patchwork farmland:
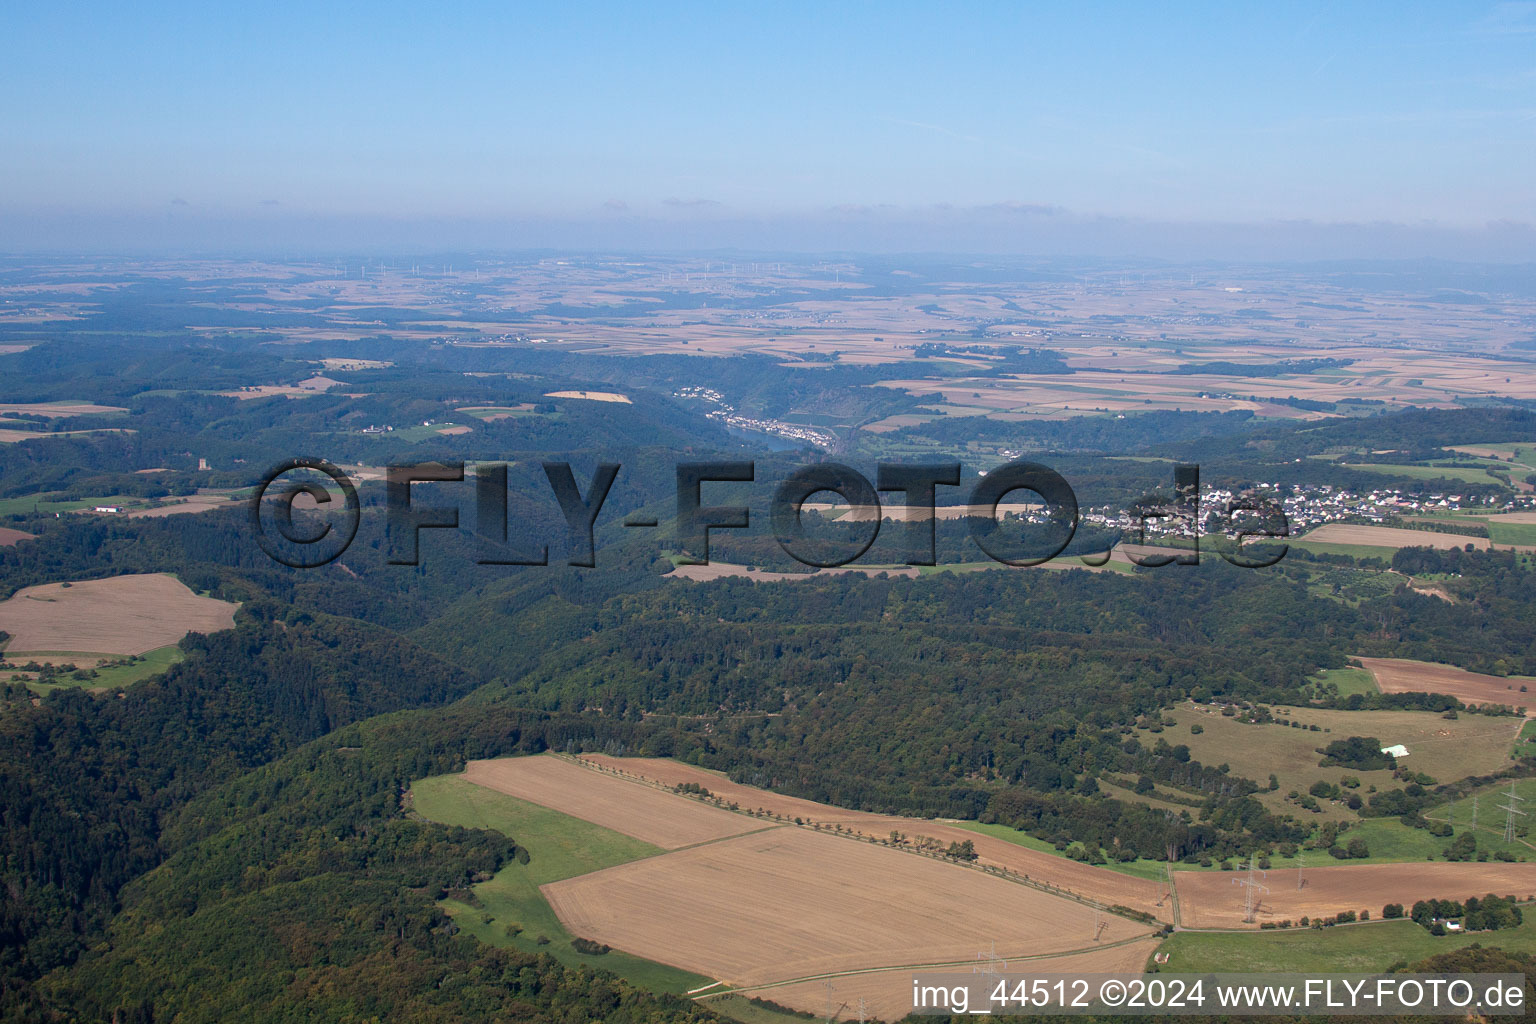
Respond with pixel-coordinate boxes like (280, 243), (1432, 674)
(434, 753), (1536, 1018)
(440, 755), (1162, 1018)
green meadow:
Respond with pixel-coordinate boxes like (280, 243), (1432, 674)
(409, 773), (710, 994)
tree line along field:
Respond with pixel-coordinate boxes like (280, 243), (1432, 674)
(577, 754), (1169, 919)
(461, 755), (760, 848)
(417, 755), (1162, 1018)
(419, 753), (1536, 1017)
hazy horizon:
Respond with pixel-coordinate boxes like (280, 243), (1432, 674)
(4, 1), (1535, 257)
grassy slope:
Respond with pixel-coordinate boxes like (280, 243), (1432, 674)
(1343, 463), (1507, 486)
(1489, 522), (1536, 546)
(1134, 704), (1520, 823)
(1157, 916), (1536, 973)
(0, 494), (99, 517)
(701, 994), (814, 1024)
(1314, 666), (1379, 697)
(12, 645), (185, 694)
(409, 773), (712, 994)
(1288, 540), (1395, 562)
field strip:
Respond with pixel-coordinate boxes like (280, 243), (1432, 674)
(711, 932), (1156, 996)
(462, 755), (762, 848)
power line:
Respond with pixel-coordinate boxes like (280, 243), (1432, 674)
(1234, 855), (1270, 923)
(1498, 782), (1526, 844)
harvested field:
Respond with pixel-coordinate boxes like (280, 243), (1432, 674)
(318, 358), (392, 370)
(668, 562), (919, 582)
(0, 427), (136, 444)
(1359, 657), (1536, 713)
(580, 756), (1168, 920)
(1297, 524), (1489, 551)
(461, 755), (757, 848)
(1477, 512), (1536, 524)
(0, 527), (34, 546)
(0, 573), (238, 656)
(1448, 445), (1517, 459)
(1174, 861), (1536, 930)
(219, 376), (344, 399)
(458, 404), (536, 420)
(543, 826), (1152, 989)
(0, 401), (127, 417)
(544, 390), (631, 403)
(728, 938), (1162, 1020)
(120, 492), (242, 518)
(435, 424), (472, 436)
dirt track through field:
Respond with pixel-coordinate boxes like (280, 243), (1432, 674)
(0, 573), (238, 655)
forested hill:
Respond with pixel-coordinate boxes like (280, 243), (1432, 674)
(4, 405), (1536, 1019)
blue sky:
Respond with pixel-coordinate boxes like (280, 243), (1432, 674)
(2, 1), (1534, 253)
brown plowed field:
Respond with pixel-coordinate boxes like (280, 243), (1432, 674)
(0, 527), (34, 546)
(0, 573), (238, 655)
(581, 755), (1169, 920)
(1173, 861), (1536, 929)
(461, 755), (758, 848)
(1359, 657), (1536, 713)
(730, 938), (1161, 1021)
(543, 826), (1151, 989)
(1299, 524), (1489, 550)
